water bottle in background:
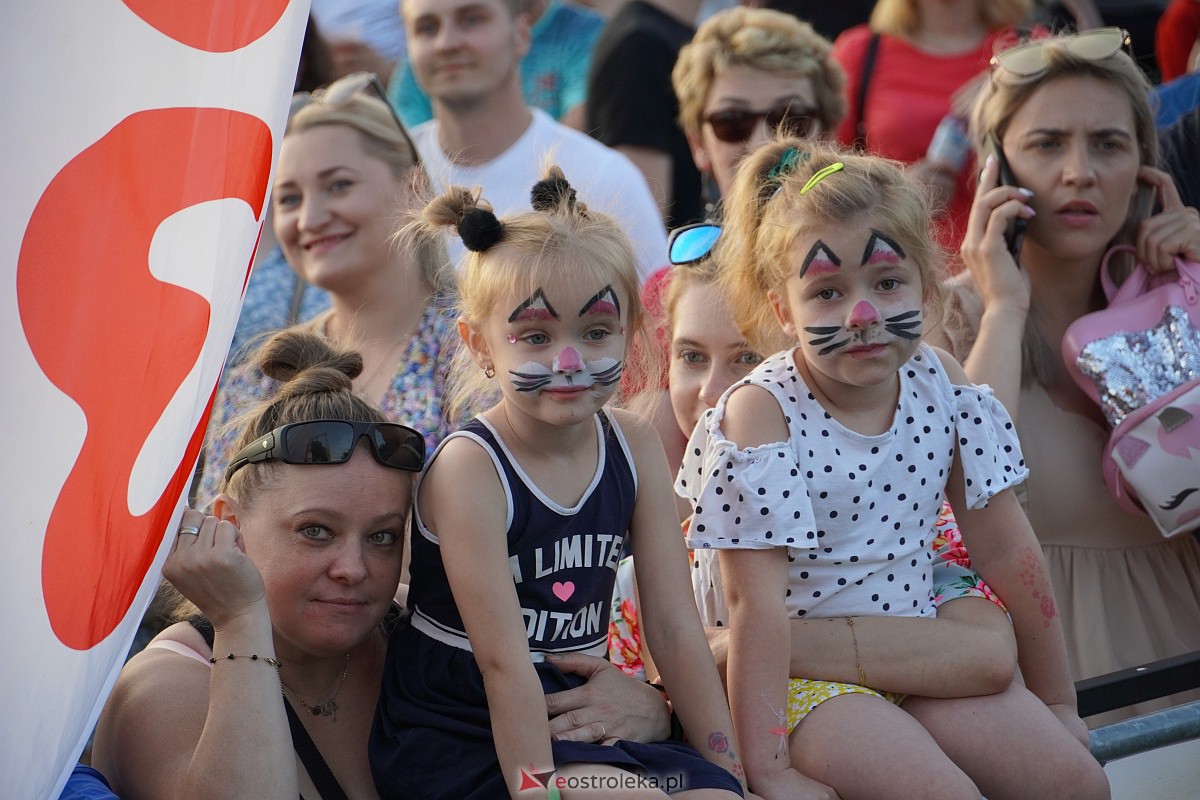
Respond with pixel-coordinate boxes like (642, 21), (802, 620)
(926, 113), (971, 174)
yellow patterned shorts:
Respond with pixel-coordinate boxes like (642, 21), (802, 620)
(786, 678), (906, 729)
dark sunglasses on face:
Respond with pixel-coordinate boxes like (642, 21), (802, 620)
(704, 103), (819, 144)
(290, 71), (421, 167)
(668, 222), (722, 266)
(224, 420), (426, 482)
(990, 27), (1131, 77)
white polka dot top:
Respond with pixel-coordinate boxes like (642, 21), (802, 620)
(676, 344), (1027, 621)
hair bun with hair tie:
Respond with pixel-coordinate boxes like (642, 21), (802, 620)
(530, 175), (576, 212)
(458, 207), (504, 252)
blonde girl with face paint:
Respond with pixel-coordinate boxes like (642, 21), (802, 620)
(678, 140), (1110, 800)
(656, 257), (1021, 707)
(369, 167), (752, 800)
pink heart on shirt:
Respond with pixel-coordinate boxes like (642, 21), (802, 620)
(552, 581), (575, 602)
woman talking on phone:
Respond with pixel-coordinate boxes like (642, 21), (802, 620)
(932, 28), (1200, 724)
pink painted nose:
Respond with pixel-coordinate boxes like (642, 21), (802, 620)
(848, 300), (880, 329)
(553, 347), (583, 373)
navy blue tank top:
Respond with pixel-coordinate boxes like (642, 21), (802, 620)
(408, 411), (637, 657)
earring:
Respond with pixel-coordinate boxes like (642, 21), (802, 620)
(484, 365), (496, 379)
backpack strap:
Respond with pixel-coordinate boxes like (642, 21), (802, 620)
(853, 32), (882, 150)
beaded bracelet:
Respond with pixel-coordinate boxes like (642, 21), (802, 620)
(209, 653), (282, 671)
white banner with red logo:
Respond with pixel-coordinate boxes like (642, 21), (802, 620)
(0, 3), (309, 797)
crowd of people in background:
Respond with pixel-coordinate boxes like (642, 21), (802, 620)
(64, 0), (1200, 798)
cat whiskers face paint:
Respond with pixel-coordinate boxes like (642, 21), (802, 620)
(509, 356), (625, 394)
(803, 324), (849, 356)
(862, 232), (922, 341)
(884, 309), (922, 340)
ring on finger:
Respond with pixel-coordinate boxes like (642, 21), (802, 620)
(178, 525), (201, 537)
(596, 725), (607, 742)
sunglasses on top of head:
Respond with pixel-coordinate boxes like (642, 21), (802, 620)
(290, 71), (420, 167)
(703, 103), (820, 144)
(990, 27), (1132, 77)
(224, 419), (426, 482)
(668, 222), (722, 266)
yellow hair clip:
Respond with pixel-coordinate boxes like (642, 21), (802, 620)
(800, 162), (844, 195)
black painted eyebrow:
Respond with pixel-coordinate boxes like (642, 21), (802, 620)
(800, 240), (841, 277)
(578, 285), (621, 318)
(860, 230), (907, 266)
(508, 288), (558, 323)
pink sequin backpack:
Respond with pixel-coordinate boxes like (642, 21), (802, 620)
(1061, 245), (1200, 538)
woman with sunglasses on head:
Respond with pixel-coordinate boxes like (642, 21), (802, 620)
(196, 73), (459, 512)
(92, 329), (425, 800)
(833, 0), (1033, 250)
(932, 27), (1200, 723)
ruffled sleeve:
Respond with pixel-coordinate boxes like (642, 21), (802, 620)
(676, 409), (818, 551)
(952, 383), (1029, 508)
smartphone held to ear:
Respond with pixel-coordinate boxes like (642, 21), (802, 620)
(991, 136), (1026, 264)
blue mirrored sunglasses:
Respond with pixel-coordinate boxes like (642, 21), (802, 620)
(668, 223), (722, 266)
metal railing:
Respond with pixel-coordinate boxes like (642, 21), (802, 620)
(1077, 650), (1200, 761)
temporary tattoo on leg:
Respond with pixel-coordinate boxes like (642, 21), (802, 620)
(883, 309), (922, 340)
(579, 285), (621, 319)
(861, 230), (907, 265)
(708, 732), (730, 753)
(800, 241), (841, 278)
(766, 701), (790, 756)
(508, 289), (558, 323)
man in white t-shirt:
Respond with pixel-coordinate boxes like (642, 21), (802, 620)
(402, 0), (668, 281)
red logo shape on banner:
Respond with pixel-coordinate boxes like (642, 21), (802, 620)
(17, 107), (272, 649)
(122, 0), (290, 52)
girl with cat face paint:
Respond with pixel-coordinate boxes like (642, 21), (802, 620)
(369, 167), (751, 800)
(678, 141), (1108, 800)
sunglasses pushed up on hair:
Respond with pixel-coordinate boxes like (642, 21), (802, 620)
(224, 420), (426, 482)
(290, 71), (420, 166)
(668, 222), (721, 266)
(990, 27), (1132, 77)
(703, 103), (819, 144)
